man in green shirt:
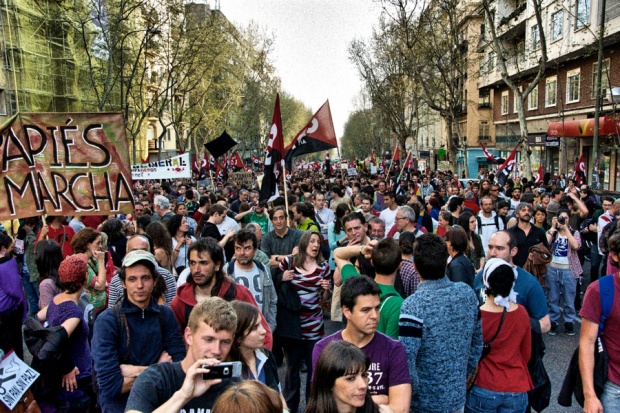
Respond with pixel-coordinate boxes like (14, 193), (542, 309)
(234, 200), (270, 235)
(291, 202), (319, 232)
(333, 238), (403, 338)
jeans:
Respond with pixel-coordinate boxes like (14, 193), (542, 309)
(21, 264), (40, 316)
(545, 266), (577, 324)
(466, 385), (528, 413)
(601, 380), (620, 412)
(281, 337), (317, 413)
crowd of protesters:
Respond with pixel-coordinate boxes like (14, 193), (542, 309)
(1, 165), (620, 413)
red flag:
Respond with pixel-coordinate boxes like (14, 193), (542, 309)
(192, 154), (200, 173)
(393, 146), (400, 162)
(535, 165), (544, 184)
(381, 157), (386, 173)
(370, 150), (376, 166)
(202, 153), (209, 171)
(260, 94), (284, 201)
(575, 154), (586, 185)
(234, 152), (244, 170)
(403, 152), (413, 170)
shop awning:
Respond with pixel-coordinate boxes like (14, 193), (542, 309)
(547, 116), (620, 137)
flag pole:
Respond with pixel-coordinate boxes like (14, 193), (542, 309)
(398, 150), (412, 179)
(209, 169), (215, 193)
(281, 159), (290, 226)
(386, 151), (396, 179)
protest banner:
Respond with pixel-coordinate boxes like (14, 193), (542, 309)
(0, 351), (40, 410)
(131, 153), (191, 180)
(228, 171), (253, 188)
(347, 167), (357, 176)
(0, 113), (134, 220)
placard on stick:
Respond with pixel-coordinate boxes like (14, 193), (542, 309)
(228, 171), (253, 188)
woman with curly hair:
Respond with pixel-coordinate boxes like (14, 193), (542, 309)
(167, 214), (195, 274)
(145, 221), (174, 273)
(70, 228), (107, 312)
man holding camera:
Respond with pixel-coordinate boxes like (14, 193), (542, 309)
(545, 209), (582, 335)
(126, 297), (238, 413)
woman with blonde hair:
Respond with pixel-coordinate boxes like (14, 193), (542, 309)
(212, 380), (282, 413)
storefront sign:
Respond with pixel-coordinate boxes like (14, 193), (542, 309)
(545, 137), (560, 147)
(528, 135), (546, 146)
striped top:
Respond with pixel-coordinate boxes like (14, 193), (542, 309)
(280, 257), (331, 340)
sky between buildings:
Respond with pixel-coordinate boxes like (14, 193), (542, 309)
(220, 0), (383, 138)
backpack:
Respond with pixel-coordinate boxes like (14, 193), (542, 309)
(599, 217), (618, 255)
(558, 274), (615, 407)
(476, 214), (501, 235)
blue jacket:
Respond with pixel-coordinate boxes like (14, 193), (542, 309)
(399, 276), (482, 413)
(92, 297), (186, 413)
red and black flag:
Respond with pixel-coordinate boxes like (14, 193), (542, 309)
(535, 165), (544, 184)
(251, 153), (262, 167)
(479, 143), (505, 165)
(496, 143), (519, 186)
(575, 154), (586, 185)
(260, 94), (285, 202)
(284, 100), (338, 171)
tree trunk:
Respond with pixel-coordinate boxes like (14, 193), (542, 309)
(516, 101), (533, 180)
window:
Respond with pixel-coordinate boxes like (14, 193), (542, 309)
(551, 11), (564, 41)
(479, 121), (490, 140)
(501, 91), (509, 115)
(567, 69), (581, 103)
(0, 89), (6, 115)
(488, 51), (495, 73)
(531, 25), (540, 50)
(576, 0), (590, 29)
(479, 90), (491, 108)
(513, 87), (522, 113)
(529, 84), (539, 110)
(480, 23), (486, 40)
(546, 76), (557, 107)
(592, 59), (611, 98)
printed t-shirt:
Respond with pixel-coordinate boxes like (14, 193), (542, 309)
(312, 330), (410, 396)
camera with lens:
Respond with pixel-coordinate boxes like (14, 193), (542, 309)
(557, 216), (566, 225)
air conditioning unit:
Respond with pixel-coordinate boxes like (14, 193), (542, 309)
(606, 87), (620, 103)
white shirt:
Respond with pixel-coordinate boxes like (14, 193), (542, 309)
(379, 207), (398, 234)
(597, 212), (615, 255)
(315, 207), (335, 239)
(476, 211), (505, 257)
(217, 215), (240, 235)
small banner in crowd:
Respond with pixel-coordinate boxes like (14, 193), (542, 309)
(0, 112), (134, 220)
(228, 171), (253, 188)
(0, 351), (40, 410)
(131, 153), (191, 180)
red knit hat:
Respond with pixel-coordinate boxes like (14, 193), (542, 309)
(58, 253), (88, 285)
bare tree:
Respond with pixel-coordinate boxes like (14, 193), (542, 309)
(349, 15), (420, 161)
(481, 0), (548, 179)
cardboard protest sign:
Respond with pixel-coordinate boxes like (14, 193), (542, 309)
(347, 167), (357, 176)
(228, 171), (253, 188)
(0, 113), (134, 220)
(131, 153), (191, 180)
(0, 351), (40, 410)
